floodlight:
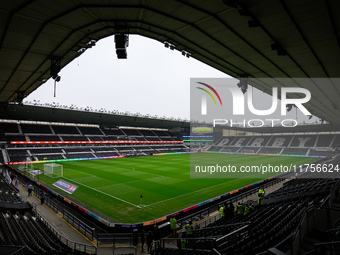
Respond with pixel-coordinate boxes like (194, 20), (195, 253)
(286, 104), (293, 112)
(50, 61), (60, 78)
(115, 34), (128, 59)
(86, 39), (96, 48)
(115, 34), (128, 48)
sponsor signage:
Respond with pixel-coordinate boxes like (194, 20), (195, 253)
(53, 179), (78, 194)
(28, 170), (43, 176)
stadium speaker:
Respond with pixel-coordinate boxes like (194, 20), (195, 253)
(237, 79), (248, 94)
(115, 34), (128, 49)
(116, 49), (127, 59)
(286, 104), (293, 112)
(50, 61), (61, 79)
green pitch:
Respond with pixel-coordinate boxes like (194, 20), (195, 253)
(20, 153), (317, 223)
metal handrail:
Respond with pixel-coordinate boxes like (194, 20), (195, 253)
(320, 193), (331, 208)
(176, 178), (283, 228)
(190, 222), (251, 233)
(314, 240), (340, 254)
(63, 209), (95, 240)
(213, 248), (222, 255)
(34, 208), (97, 254)
(216, 224), (249, 243)
(314, 240), (340, 246)
(292, 205), (313, 242)
(113, 246), (137, 255)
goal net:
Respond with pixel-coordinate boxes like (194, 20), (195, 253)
(18, 160), (33, 173)
(242, 149), (255, 154)
(44, 163), (63, 178)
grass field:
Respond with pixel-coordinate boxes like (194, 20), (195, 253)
(17, 153), (317, 223)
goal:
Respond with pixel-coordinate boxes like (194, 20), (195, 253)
(18, 161), (33, 172)
(44, 163), (63, 178)
(241, 149), (255, 154)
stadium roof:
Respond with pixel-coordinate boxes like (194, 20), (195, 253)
(0, 103), (190, 129)
(0, 1), (339, 124)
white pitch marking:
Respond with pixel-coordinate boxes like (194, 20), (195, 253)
(62, 177), (139, 208)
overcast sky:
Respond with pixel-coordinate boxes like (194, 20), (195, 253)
(25, 35), (318, 124)
(26, 35), (226, 120)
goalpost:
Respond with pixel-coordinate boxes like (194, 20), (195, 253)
(18, 161), (33, 172)
(44, 163), (63, 178)
(242, 149), (255, 154)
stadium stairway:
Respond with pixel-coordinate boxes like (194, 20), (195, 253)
(15, 183), (92, 242)
(14, 182), (142, 255)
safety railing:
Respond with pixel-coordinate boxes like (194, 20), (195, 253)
(44, 195), (59, 213)
(215, 224), (249, 248)
(274, 205), (313, 255)
(35, 209), (97, 254)
(314, 240), (340, 254)
(0, 245), (26, 255)
(97, 233), (134, 247)
(63, 209), (95, 240)
(159, 237), (215, 252)
(113, 246), (137, 255)
(175, 178), (284, 229)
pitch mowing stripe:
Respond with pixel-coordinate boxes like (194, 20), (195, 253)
(97, 179), (145, 190)
(62, 176), (139, 207)
(145, 172), (262, 207)
(33, 153), (317, 223)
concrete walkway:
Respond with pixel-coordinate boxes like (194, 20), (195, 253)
(15, 178), (289, 255)
(17, 179), (156, 255)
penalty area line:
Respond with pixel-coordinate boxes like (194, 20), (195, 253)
(62, 177), (139, 208)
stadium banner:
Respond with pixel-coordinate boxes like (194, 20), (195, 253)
(53, 179), (78, 194)
(10, 140), (184, 144)
(28, 170), (43, 176)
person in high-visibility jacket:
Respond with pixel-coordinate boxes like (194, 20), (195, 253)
(180, 233), (186, 249)
(258, 187), (265, 198)
(243, 204), (250, 216)
(249, 204), (254, 211)
(237, 202), (244, 214)
(186, 221), (193, 237)
(170, 217), (177, 237)
(219, 205), (225, 218)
